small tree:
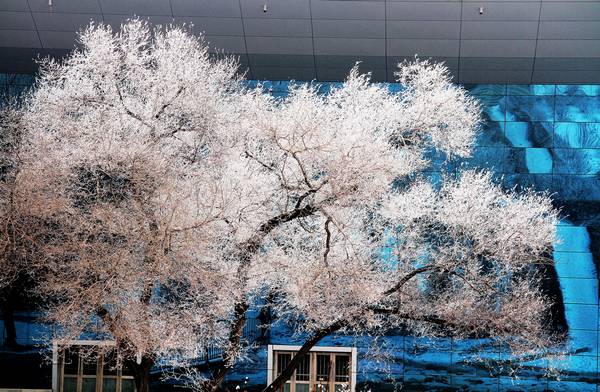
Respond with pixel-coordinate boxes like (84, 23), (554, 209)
(20, 21), (559, 392)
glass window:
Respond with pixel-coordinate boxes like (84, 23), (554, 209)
(277, 353), (291, 375)
(102, 378), (117, 392)
(122, 379), (136, 392)
(82, 378), (96, 392)
(295, 354), (310, 382)
(334, 355), (350, 383)
(316, 354), (330, 382)
(63, 377), (77, 392)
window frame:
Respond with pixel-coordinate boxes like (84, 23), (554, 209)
(268, 345), (357, 392)
(52, 340), (136, 392)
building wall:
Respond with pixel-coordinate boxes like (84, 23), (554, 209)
(1, 74), (600, 390)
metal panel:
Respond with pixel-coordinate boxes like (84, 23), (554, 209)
(171, 0), (241, 17)
(312, 0), (385, 20)
(0, 0), (29, 12)
(317, 55), (386, 69)
(541, 2), (600, 20)
(533, 70), (600, 84)
(313, 19), (384, 39)
(28, 0), (102, 13)
(462, 2), (541, 21)
(204, 35), (247, 53)
(386, 2), (461, 20)
(461, 21), (539, 40)
(0, 30), (41, 48)
(535, 57), (600, 71)
(245, 36), (313, 55)
(102, 15), (175, 30)
(539, 21), (600, 40)
(461, 40), (536, 57)
(242, 0), (311, 19)
(243, 18), (312, 37)
(39, 31), (78, 49)
(252, 66), (316, 81)
(459, 69), (532, 84)
(173, 17), (244, 36)
(387, 21), (460, 39)
(99, 0), (172, 16)
(460, 57), (534, 70)
(537, 40), (600, 58)
(33, 12), (102, 32)
(0, 11), (36, 30)
(387, 39), (460, 57)
(314, 38), (384, 56)
(248, 53), (314, 68)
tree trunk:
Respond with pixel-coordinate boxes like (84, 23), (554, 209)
(129, 355), (154, 392)
(262, 320), (346, 392)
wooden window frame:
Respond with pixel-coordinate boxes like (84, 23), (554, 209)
(267, 345), (357, 392)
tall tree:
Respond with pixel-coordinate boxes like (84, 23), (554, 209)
(19, 21), (559, 391)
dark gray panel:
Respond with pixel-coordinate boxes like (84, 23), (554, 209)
(245, 36), (313, 55)
(29, 0), (101, 13)
(541, 2), (600, 20)
(102, 15), (175, 30)
(0, 0), (29, 12)
(461, 40), (536, 57)
(313, 19), (384, 39)
(536, 40), (600, 58)
(39, 31), (79, 49)
(387, 56), (459, 69)
(243, 18), (312, 37)
(252, 66), (316, 81)
(462, 2), (541, 21)
(314, 38), (385, 56)
(533, 70), (600, 84)
(539, 21), (600, 40)
(460, 57), (534, 70)
(387, 2), (460, 20)
(0, 11), (36, 30)
(242, 0), (310, 18)
(459, 69), (532, 84)
(99, 0), (172, 16)
(535, 57), (600, 70)
(461, 21), (538, 39)
(316, 55), (386, 69)
(248, 53), (314, 68)
(0, 30), (41, 48)
(387, 21), (460, 39)
(204, 35), (246, 53)
(387, 39), (459, 57)
(317, 67), (386, 82)
(33, 12), (102, 32)
(312, 0), (385, 20)
(171, 0), (240, 17)
(0, 47), (44, 73)
(173, 17), (244, 36)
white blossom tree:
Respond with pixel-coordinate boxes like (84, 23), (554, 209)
(19, 21), (560, 392)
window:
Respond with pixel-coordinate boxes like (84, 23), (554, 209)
(268, 345), (356, 392)
(53, 341), (136, 392)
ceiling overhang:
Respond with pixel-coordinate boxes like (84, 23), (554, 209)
(1, 0), (599, 83)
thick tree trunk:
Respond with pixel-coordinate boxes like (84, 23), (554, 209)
(129, 355), (154, 392)
(262, 320), (346, 392)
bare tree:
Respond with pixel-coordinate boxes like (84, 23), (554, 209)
(19, 21), (560, 392)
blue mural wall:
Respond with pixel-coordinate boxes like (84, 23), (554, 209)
(2, 73), (600, 391)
